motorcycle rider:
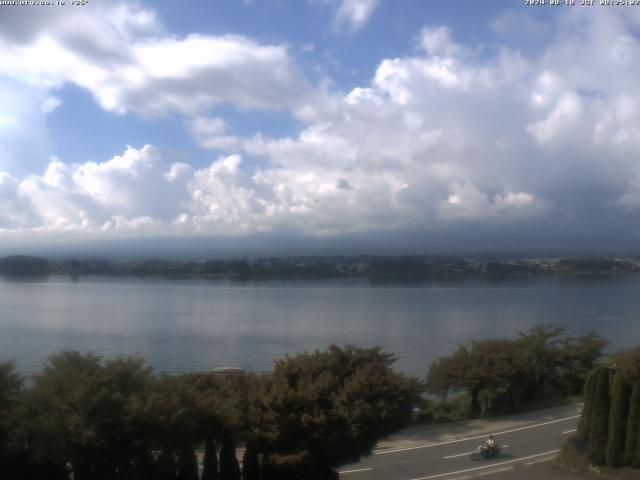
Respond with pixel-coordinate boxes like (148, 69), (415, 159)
(484, 435), (496, 453)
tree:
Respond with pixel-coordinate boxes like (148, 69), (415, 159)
(427, 345), (479, 416)
(587, 367), (611, 466)
(428, 326), (607, 418)
(0, 361), (24, 478)
(577, 369), (597, 441)
(144, 374), (216, 480)
(157, 450), (178, 480)
(606, 373), (631, 467)
(426, 358), (453, 403)
(242, 444), (261, 480)
(513, 325), (566, 401)
(616, 347), (640, 383)
(561, 332), (608, 395)
(624, 382), (640, 467)
(202, 434), (219, 480)
(26, 351), (154, 479)
(177, 447), (199, 480)
(219, 434), (241, 480)
(429, 340), (519, 416)
(254, 345), (419, 476)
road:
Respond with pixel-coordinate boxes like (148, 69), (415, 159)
(338, 405), (585, 480)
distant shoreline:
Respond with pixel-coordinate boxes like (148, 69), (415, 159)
(2, 254), (640, 280)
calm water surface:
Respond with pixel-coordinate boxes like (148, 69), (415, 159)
(1, 275), (639, 377)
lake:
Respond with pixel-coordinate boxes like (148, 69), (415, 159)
(1, 274), (639, 377)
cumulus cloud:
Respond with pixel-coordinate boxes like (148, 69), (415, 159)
(13, 145), (190, 233)
(419, 26), (468, 58)
(0, 2), (306, 117)
(3, 5), (640, 246)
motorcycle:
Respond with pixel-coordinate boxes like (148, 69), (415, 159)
(470, 443), (500, 460)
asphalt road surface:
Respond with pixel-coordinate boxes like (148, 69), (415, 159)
(338, 407), (586, 480)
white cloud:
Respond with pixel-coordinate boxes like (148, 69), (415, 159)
(0, 3), (306, 117)
(3, 5), (640, 244)
(438, 183), (548, 222)
(188, 116), (241, 151)
(419, 26), (467, 57)
(334, 0), (379, 32)
(527, 93), (583, 145)
(40, 96), (62, 114)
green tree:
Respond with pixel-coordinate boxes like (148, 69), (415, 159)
(616, 347), (640, 382)
(587, 367), (611, 466)
(177, 447), (199, 480)
(219, 434), (241, 480)
(26, 351), (154, 479)
(513, 325), (566, 401)
(624, 382), (640, 467)
(428, 326), (607, 418)
(606, 373), (631, 467)
(242, 444), (261, 480)
(426, 358), (453, 403)
(0, 361), (25, 478)
(577, 369), (597, 441)
(254, 345), (419, 477)
(157, 450), (178, 480)
(561, 332), (608, 394)
(614, 347), (640, 467)
(429, 340), (520, 416)
(202, 434), (219, 480)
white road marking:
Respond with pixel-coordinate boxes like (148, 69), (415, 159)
(375, 415), (579, 455)
(562, 429), (577, 434)
(524, 456), (555, 466)
(338, 467), (373, 474)
(444, 445), (510, 459)
(447, 476), (473, 480)
(444, 452), (474, 459)
(409, 449), (561, 480)
(477, 466), (514, 476)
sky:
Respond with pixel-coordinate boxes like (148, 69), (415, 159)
(1, 0), (640, 256)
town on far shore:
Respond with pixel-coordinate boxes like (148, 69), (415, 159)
(2, 253), (640, 279)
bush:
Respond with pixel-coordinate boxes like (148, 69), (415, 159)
(607, 374), (632, 467)
(587, 367), (611, 466)
(559, 438), (591, 473)
(624, 383), (640, 467)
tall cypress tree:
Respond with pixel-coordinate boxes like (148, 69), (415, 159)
(578, 369), (597, 441)
(202, 435), (219, 480)
(606, 373), (631, 467)
(177, 447), (199, 480)
(219, 435), (241, 480)
(588, 367), (611, 466)
(260, 453), (277, 480)
(157, 450), (178, 480)
(134, 450), (158, 480)
(624, 382), (640, 467)
(241, 445), (261, 480)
